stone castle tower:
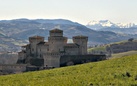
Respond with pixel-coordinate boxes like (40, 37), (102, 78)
(73, 36), (88, 55)
(48, 29), (67, 52)
(29, 36), (44, 58)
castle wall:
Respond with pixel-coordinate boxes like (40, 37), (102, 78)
(0, 65), (2, 71)
(37, 44), (49, 58)
(29, 58), (44, 66)
(107, 41), (137, 53)
(0, 64), (26, 73)
(65, 47), (79, 55)
(60, 54), (106, 66)
(50, 32), (63, 37)
(48, 37), (67, 52)
(18, 51), (26, 60)
(25, 45), (31, 57)
(43, 53), (60, 67)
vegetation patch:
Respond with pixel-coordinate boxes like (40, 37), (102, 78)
(0, 54), (137, 85)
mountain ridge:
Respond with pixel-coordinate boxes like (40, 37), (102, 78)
(87, 20), (137, 29)
(0, 18), (137, 52)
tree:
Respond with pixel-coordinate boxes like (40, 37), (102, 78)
(128, 38), (134, 42)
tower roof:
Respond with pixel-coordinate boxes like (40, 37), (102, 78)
(29, 35), (44, 39)
(73, 35), (88, 38)
(50, 28), (63, 33)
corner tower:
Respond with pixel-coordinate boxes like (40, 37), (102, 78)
(29, 36), (44, 57)
(73, 35), (88, 55)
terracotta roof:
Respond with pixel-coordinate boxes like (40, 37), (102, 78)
(50, 28), (63, 33)
(29, 35), (44, 39)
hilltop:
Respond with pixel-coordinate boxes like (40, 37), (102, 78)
(0, 54), (137, 85)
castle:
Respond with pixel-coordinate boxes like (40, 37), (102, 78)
(0, 28), (106, 73)
(18, 28), (89, 67)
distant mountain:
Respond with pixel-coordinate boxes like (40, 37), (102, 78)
(0, 18), (137, 52)
(86, 20), (117, 30)
(116, 23), (137, 28)
(86, 20), (137, 34)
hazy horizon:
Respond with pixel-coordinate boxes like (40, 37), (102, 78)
(0, 0), (137, 25)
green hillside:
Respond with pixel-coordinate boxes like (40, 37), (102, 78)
(0, 54), (137, 86)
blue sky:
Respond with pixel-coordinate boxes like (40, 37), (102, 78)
(0, 0), (137, 24)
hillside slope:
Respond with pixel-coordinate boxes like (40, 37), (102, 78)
(0, 54), (137, 85)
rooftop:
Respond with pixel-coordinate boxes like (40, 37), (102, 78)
(29, 35), (44, 39)
(73, 35), (88, 38)
(50, 28), (63, 33)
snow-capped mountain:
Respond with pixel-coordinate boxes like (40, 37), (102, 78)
(86, 20), (137, 30)
(117, 23), (136, 28)
(86, 20), (137, 34)
(86, 20), (117, 30)
(87, 20), (115, 27)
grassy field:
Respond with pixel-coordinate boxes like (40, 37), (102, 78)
(0, 54), (137, 86)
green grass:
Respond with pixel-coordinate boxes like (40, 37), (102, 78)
(0, 54), (137, 86)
